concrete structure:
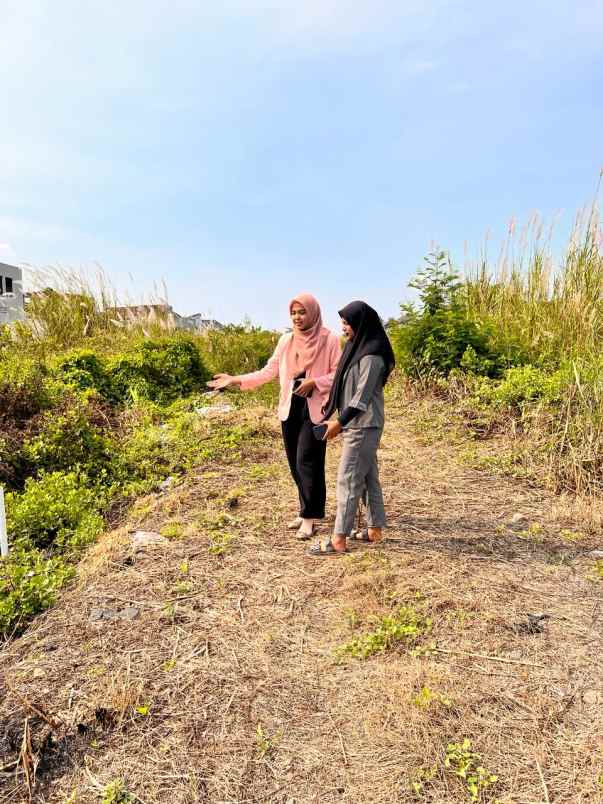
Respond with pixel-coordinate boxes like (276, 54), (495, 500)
(185, 313), (225, 332)
(0, 263), (25, 325)
(108, 304), (223, 332)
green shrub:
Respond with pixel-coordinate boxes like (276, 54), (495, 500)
(391, 252), (507, 379)
(470, 365), (568, 410)
(6, 471), (104, 550)
(21, 399), (115, 479)
(52, 349), (114, 398)
(0, 355), (52, 420)
(444, 738), (498, 801)
(198, 324), (278, 376)
(0, 547), (74, 635)
(108, 337), (209, 404)
(115, 401), (254, 496)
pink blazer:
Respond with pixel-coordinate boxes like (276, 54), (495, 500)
(238, 331), (341, 424)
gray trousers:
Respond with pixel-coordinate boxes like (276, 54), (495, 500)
(334, 427), (386, 536)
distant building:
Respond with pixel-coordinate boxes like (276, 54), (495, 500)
(108, 304), (224, 332)
(185, 313), (225, 332)
(0, 263), (25, 325)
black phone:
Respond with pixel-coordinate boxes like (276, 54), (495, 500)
(312, 423), (328, 441)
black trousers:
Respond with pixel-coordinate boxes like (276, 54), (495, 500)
(281, 394), (327, 519)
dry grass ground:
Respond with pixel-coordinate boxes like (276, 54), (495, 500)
(1, 394), (602, 804)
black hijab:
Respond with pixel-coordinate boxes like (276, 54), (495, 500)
(322, 301), (396, 420)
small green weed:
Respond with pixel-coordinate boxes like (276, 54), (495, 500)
(344, 550), (391, 573)
(336, 604), (432, 660)
(409, 642), (437, 658)
(208, 532), (234, 556)
(410, 765), (437, 798)
(101, 779), (135, 804)
(255, 723), (282, 759)
(559, 529), (584, 543)
(344, 608), (359, 629)
(459, 448), (528, 479)
(247, 463), (280, 480)
(517, 522), (544, 543)
(160, 522), (183, 539)
(444, 738), (497, 801)
(412, 686), (452, 709)
(591, 560), (603, 581)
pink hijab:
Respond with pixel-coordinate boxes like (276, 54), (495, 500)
(286, 293), (328, 378)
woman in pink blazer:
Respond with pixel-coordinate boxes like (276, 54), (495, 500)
(208, 294), (341, 538)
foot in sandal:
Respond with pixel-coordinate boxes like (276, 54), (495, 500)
(349, 527), (383, 545)
(296, 519), (317, 541)
(306, 534), (347, 557)
(287, 516), (303, 530)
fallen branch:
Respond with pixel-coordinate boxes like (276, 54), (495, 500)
(435, 648), (545, 669)
(328, 713), (348, 767)
(536, 759), (550, 804)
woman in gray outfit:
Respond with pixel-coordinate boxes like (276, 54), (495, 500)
(308, 301), (395, 557)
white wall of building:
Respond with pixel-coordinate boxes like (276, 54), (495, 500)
(0, 263), (25, 324)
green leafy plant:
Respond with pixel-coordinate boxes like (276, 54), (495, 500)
(101, 779), (135, 804)
(390, 251), (507, 379)
(0, 267), (279, 640)
(53, 349), (114, 398)
(517, 522), (544, 543)
(559, 529), (584, 543)
(108, 337), (209, 404)
(255, 723), (282, 759)
(208, 532), (234, 556)
(444, 738), (497, 801)
(6, 471), (104, 550)
(0, 547), (74, 635)
(21, 399), (114, 479)
(412, 686), (452, 709)
(410, 765), (437, 798)
(336, 605), (432, 659)
(160, 522), (183, 540)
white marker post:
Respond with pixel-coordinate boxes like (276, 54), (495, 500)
(0, 486), (8, 559)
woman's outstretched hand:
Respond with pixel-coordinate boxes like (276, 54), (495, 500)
(207, 373), (241, 391)
(324, 420), (342, 441)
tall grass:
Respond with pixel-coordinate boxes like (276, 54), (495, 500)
(463, 193), (603, 365)
(456, 190), (603, 494)
(1, 265), (279, 373)
(4, 266), (178, 361)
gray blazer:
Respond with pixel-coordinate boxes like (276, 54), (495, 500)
(339, 355), (385, 429)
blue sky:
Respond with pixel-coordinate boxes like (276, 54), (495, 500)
(1, 1), (601, 331)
